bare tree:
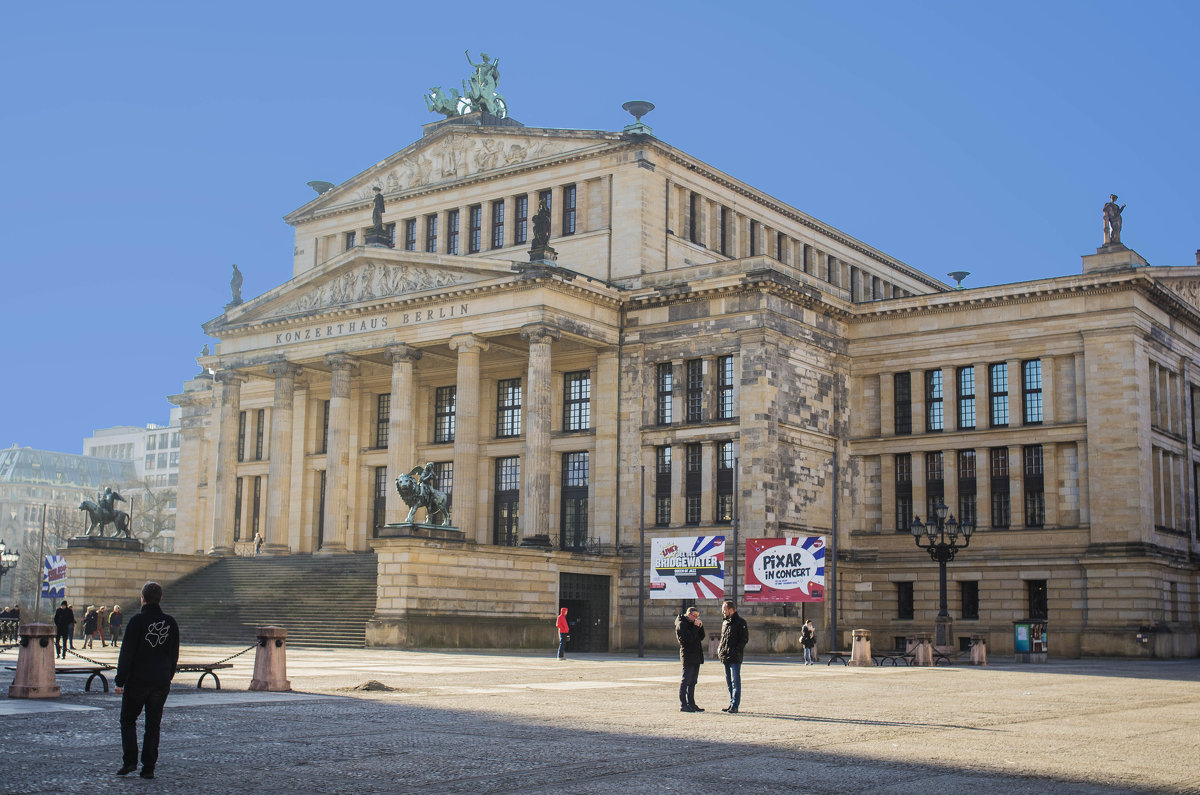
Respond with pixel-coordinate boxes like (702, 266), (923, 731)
(11, 504), (76, 619)
(123, 478), (176, 553)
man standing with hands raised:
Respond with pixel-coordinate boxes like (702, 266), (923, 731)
(675, 606), (706, 712)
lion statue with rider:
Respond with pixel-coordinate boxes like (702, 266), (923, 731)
(395, 462), (453, 526)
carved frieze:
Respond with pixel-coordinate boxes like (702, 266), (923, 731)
(265, 262), (466, 319)
(1161, 279), (1200, 314)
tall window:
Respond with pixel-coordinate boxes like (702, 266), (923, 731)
(319, 400), (329, 454)
(925, 451), (944, 520)
(1027, 579), (1048, 620)
(990, 363), (1009, 427)
(958, 450), (977, 527)
(563, 370), (591, 431)
(720, 207), (729, 256)
(686, 359), (704, 423)
(688, 192), (699, 244)
(344, 231), (356, 250)
(749, 220), (758, 256)
(376, 394), (390, 448)
(958, 366), (976, 430)
(233, 477), (243, 540)
(514, 195), (528, 244)
(656, 363), (674, 425)
(255, 408), (265, 460)
(404, 219), (417, 251)
(655, 446), (672, 526)
(252, 477), (262, 536)
(385, 222), (396, 247)
(316, 470), (326, 548)
(926, 370), (944, 432)
(447, 209), (460, 254)
(425, 214), (438, 253)
(491, 200), (505, 249)
(561, 452), (589, 551)
(237, 410), (246, 462)
(776, 232), (786, 262)
(716, 355), (734, 419)
(468, 205), (482, 253)
(685, 443), (702, 525)
(990, 447), (1010, 528)
(432, 462), (453, 507)
(373, 466), (388, 530)
(1024, 445), (1045, 527)
(896, 453), (913, 532)
(894, 372), (912, 436)
(496, 378), (522, 438)
(1023, 359), (1043, 424)
(961, 581), (980, 620)
(897, 581), (914, 620)
(562, 184), (577, 235)
(434, 386), (457, 444)
(493, 457), (520, 546)
(716, 441), (734, 523)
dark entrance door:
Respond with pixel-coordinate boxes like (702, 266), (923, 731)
(559, 572), (610, 653)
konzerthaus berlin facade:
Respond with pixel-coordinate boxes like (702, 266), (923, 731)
(170, 107), (1200, 657)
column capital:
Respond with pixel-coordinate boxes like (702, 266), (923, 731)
(449, 334), (490, 355)
(520, 323), (561, 345)
(214, 370), (247, 387)
(386, 344), (423, 364)
(266, 361), (303, 379)
(324, 353), (358, 373)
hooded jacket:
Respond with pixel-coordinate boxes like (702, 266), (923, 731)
(555, 608), (570, 633)
(115, 602), (180, 689)
(675, 613), (706, 667)
(718, 610), (749, 664)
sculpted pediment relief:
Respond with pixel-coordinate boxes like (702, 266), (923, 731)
(1159, 276), (1200, 314)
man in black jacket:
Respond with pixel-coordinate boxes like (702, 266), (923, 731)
(114, 582), (180, 780)
(674, 606), (706, 712)
(717, 600), (749, 713)
(53, 600), (74, 659)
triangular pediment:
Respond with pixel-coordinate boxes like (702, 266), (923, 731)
(286, 126), (623, 223)
(210, 250), (518, 330)
(1150, 267), (1200, 314)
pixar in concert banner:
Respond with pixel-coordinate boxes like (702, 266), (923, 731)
(743, 536), (825, 603)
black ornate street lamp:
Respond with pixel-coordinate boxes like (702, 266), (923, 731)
(910, 500), (975, 647)
(0, 539), (19, 600)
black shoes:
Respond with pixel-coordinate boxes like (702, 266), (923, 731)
(116, 765), (137, 776)
(727, 707), (739, 713)
(140, 770), (155, 779)
(721, 706), (731, 712)
(680, 704), (697, 712)
(690, 704), (704, 712)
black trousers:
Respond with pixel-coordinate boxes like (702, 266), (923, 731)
(120, 683), (170, 771)
(55, 630), (68, 657)
(679, 664), (700, 706)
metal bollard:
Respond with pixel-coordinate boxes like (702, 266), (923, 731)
(8, 623), (60, 699)
(249, 626), (291, 692)
(848, 628), (873, 666)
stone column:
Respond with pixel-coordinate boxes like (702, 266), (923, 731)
(210, 371), (245, 555)
(386, 345), (422, 524)
(265, 362), (300, 554)
(321, 354), (355, 552)
(450, 334), (489, 541)
(521, 323), (560, 542)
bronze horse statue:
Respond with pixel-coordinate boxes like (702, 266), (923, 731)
(78, 499), (132, 538)
(395, 472), (452, 526)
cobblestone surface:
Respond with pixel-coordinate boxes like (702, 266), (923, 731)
(2, 645), (1199, 793)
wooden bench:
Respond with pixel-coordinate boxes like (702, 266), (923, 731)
(6, 665), (113, 692)
(175, 662), (233, 689)
(824, 651), (851, 665)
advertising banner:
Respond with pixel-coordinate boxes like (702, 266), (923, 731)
(743, 536), (825, 603)
(649, 536), (725, 599)
(42, 555), (67, 599)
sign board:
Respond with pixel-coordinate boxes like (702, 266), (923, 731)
(743, 536), (825, 603)
(42, 555), (67, 599)
(649, 536), (725, 599)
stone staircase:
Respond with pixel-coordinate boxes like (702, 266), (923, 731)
(147, 554), (378, 648)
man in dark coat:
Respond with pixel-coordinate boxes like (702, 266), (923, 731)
(717, 600), (750, 713)
(53, 600), (74, 659)
(674, 606), (706, 712)
(115, 582), (180, 780)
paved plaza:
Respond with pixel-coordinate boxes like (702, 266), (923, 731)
(2, 643), (1199, 793)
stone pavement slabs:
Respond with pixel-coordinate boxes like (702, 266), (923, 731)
(1, 648), (1199, 793)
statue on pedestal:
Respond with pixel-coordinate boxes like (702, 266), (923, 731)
(79, 487), (132, 538)
(395, 463), (453, 526)
(229, 264), (244, 307)
(371, 187), (384, 232)
(529, 195), (556, 262)
(1103, 194), (1125, 246)
(425, 50), (508, 119)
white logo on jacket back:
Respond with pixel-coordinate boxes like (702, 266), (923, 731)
(145, 620), (171, 648)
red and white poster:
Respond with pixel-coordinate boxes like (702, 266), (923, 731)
(743, 536), (825, 603)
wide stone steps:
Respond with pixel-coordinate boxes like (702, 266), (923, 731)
(148, 554), (378, 648)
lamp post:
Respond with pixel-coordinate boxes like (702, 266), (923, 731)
(910, 500), (975, 648)
(0, 539), (19, 602)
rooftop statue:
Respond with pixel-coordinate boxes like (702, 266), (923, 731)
(425, 50), (508, 119)
(371, 186), (385, 233)
(229, 264), (244, 306)
(1103, 194), (1125, 246)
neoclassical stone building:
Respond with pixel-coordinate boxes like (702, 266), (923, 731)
(170, 106), (1200, 656)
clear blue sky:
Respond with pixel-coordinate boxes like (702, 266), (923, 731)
(2, 1), (1196, 453)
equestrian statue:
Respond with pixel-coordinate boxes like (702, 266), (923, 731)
(79, 486), (133, 538)
(395, 462), (453, 526)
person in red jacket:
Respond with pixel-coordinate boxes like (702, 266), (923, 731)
(555, 607), (570, 659)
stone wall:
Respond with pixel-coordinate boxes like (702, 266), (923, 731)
(62, 546), (214, 610)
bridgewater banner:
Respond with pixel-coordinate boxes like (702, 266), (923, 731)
(42, 555), (67, 599)
(649, 535), (725, 599)
(743, 536), (825, 603)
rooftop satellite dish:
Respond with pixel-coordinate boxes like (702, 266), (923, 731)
(621, 101), (655, 135)
(947, 271), (970, 289)
(307, 180), (335, 195)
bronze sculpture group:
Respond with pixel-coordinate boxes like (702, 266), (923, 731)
(395, 463), (453, 526)
(79, 487), (133, 538)
(425, 50), (508, 119)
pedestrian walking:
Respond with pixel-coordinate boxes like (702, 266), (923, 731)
(115, 582), (180, 780)
(82, 607), (98, 649)
(108, 605), (123, 647)
(717, 601), (749, 713)
(555, 607), (570, 659)
(53, 600), (73, 659)
(675, 606), (706, 712)
(801, 619), (817, 664)
(97, 606), (108, 647)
